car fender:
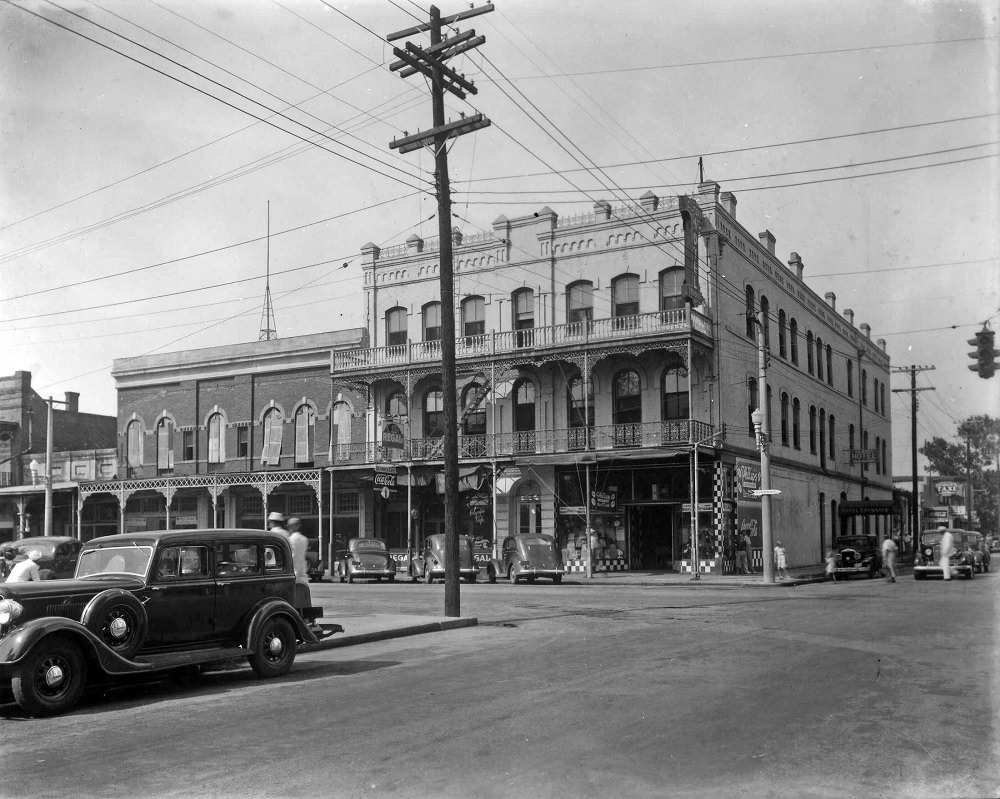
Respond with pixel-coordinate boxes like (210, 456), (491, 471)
(486, 558), (504, 579)
(244, 598), (318, 649)
(0, 617), (155, 676)
(409, 555), (426, 577)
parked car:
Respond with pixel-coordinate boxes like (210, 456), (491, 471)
(9, 536), (82, 580)
(913, 528), (975, 580)
(334, 537), (395, 583)
(487, 533), (564, 584)
(0, 529), (341, 717)
(957, 531), (990, 574)
(989, 537), (1000, 554)
(832, 535), (883, 579)
(411, 533), (478, 583)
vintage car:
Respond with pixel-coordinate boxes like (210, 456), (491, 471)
(0, 529), (341, 717)
(487, 533), (564, 584)
(832, 535), (883, 579)
(990, 538), (1000, 554)
(411, 533), (478, 583)
(957, 531), (990, 574)
(913, 528), (975, 580)
(9, 536), (83, 580)
(334, 537), (395, 583)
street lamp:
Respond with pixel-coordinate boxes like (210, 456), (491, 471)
(28, 459), (41, 486)
(750, 408), (775, 583)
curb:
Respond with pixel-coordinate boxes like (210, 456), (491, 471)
(301, 617), (479, 652)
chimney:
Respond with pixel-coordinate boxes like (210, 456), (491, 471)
(64, 392), (79, 413)
(720, 191), (737, 217)
(843, 308), (854, 326)
(593, 200), (611, 220)
(758, 230), (775, 255)
(405, 234), (423, 253)
(824, 292), (836, 310)
(788, 252), (804, 279)
(877, 338), (887, 352)
(860, 323), (871, 339)
(639, 191), (658, 212)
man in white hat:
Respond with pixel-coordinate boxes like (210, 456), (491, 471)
(938, 524), (955, 580)
(286, 517), (309, 585)
(267, 511), (289, 538)
(6, 549), (42, 582)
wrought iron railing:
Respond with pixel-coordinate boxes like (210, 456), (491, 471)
(334, 308), (713, 371)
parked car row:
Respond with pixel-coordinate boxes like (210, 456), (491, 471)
(913, 528), (978, 580)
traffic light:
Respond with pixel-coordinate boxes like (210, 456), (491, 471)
(967, 326), (998, 379)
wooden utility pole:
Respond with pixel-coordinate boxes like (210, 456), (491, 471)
(891, 365), (934, 548)
(387, 4), (492, 617)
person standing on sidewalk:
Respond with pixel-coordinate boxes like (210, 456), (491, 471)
(881, 536), (898, 583)
(774, 541), (789, 580)
(825, 548), (837, 581)
(938, 525), (955, 581)
(736, 532), (750, 575)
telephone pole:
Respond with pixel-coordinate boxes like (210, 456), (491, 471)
(891, 365), (935, 548)
(387, 4), (492, 618)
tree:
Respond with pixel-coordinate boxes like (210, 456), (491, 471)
(920, 415), (1000, 535)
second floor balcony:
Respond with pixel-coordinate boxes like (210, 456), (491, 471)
(334, 308), (713, 373)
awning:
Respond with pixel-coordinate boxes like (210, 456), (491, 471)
(838, 500), (898, 516)
(0, 481), (79, 497)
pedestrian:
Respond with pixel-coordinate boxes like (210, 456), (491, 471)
(881, 536), (898, 583)
(825, 547), (837, 581)
(735, 532), (750, 575)
(287, 517), (309, 585)
(938, 525), (955, 581)
(267, 511), (289, 538)
(6, 549), (41, 583)
(743, 532), (755, 574)
(774, 540), (789, 580)
(0, 545), (16, 582)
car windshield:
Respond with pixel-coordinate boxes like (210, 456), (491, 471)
(77, 545), (153, 578)
(961, 535), (981, 550)
(837, 538), (871, 549)
(353, 539), (387, 552)
(15, 541), (58, 558)
(921, 532), (944, 546)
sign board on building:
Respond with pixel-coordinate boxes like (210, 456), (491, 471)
(381, 427), (405, 450)
(936, 482), (962, 497)
(849, 449), (878, 464)
(734, 459), (762, 502)
(590, 488), (618, 511)
(681, 503), (714, 513)
(560, 505), (587, 515)
(374, 472), (397, 488)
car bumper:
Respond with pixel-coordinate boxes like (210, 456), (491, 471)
(518, 567), (565, 578)
(913, 564), (973, 576)
(347, 567), (395, 578)
(834, 565), (876, 574)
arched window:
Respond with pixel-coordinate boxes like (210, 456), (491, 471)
(462, 296), (485, 337)
(126, 419), (143, 470)
(612, 274), (639, 321)
(760, 295), (770, 351)
(748, 377), (758, 438)
(156, 417), (174, 473)
(826, 344), (833, 384)
(513, 379), (536, 454)
(882, 439), (887, 474)
(331, 401), (352, 460)
(614, 370), (642, 447)
(567, 376), (594, 451)
(386, 392), (408, 419)
(792, 398), (801, 450)
(780, 392), (790, 446)
(745, 285), (756, 338)
(863, 431), (870, 471)
(806, 331), (815, 374)
(424, 390), (445, 438)
(294, 405), (315, 465)
(207, 413), (225, 464)
(789, 319), (799, 364)
(386, 307), (407, 347)
(778, 310), (787, 358)
(661, 367), (688, 421)
(567, 281), (593, 326)
(873, 378), (879, 413)
(829, 415), (836, 460)
(422, 302), (442, 342)
(819, 409), (827, 468)
(513, 288), (534, 347)
(261, 407), (283, 465)
(816, 337), (823, 379)
(809, 405), (817, 454)
(847, 360), (854, 397)
(660, 267), (684, 311)
(880, 383), (886, 415)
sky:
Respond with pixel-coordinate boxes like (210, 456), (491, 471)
(1, 0), (998, 475)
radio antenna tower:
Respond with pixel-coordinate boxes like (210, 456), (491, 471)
(258, 201), (277, 341)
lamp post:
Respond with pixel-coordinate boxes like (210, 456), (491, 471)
(751, 408), (775, 583)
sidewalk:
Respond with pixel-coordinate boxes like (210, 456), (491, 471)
(564, 563), (830, 587)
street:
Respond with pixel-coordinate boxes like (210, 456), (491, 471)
(2, 573), (997, 799)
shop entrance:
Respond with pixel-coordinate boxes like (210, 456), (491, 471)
(627, 504), (676, 569)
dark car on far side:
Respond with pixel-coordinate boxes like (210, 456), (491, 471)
(487, 534), (564, 584)
(957, 531), (990, 574)
(833, 535), (883, 579)
(411, 533), (478, 583)
(10, 536), (82, 580)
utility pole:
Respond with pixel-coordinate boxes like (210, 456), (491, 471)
(754, 308), (774, 584)
(891, 365), (934, 549)
(387, 3), (492, 618)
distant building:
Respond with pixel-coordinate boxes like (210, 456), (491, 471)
(0, 371), (117, 543)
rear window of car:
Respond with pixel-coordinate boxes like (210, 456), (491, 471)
(519, 536), (552, 547)
(155, 546), (209, 579)
(354, 539), (387, 552)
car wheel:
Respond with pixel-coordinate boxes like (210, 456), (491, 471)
(487, 567), (497, 584)
(552, 574), (562, 584)
(388, 573), (396, 582)
(11, 634), (87, 717)
(248, 616), (296, 679)
(424, 566), (433, 584)
(348, 571), (354, 584)
(508, 566), (519, 585)
(81, 590), (148, 659)
(914, 571), (925, 580)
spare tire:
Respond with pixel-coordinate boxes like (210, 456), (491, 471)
(81, 590), (148, 659)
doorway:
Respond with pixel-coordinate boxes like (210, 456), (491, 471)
(627, 504), (675, 569)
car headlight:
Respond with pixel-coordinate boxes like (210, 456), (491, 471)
(0, 598), (24, 625)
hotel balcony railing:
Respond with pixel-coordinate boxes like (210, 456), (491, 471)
(330, 419), (714, 467)
(334, 308), (713, 372)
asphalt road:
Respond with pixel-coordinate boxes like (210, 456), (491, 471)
(2, 573), (997, 799)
